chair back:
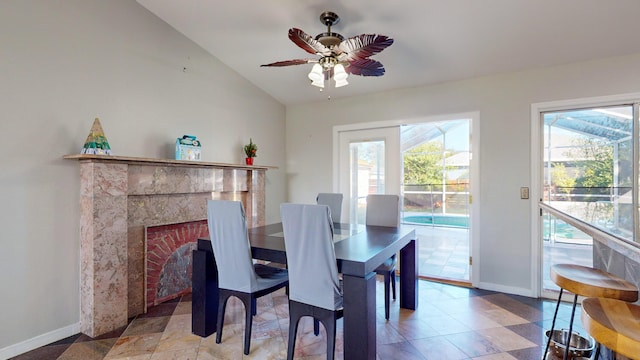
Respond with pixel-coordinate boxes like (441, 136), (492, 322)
(316, 193), (343, 223)
(280, 203), (342, 310)
(365, 194), (400, 227)
(206, 200), (259, 292)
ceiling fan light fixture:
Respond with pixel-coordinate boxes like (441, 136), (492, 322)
(310, 78), (325, 88)
(334, 78), (349, 88)
(333, 64), (347, 79)
(333, 63), (348, 88)
(308, 63), (323, 79)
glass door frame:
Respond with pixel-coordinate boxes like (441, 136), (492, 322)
(336, 126), (401, 223)
(531, 93), (640, 299)
(333, 112), (480, 286)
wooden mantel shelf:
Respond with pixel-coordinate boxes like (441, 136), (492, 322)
(63, 154), (276, 170)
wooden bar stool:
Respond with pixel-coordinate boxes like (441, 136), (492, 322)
(581, 297), (640, 360)
(543, 264), (638, 360)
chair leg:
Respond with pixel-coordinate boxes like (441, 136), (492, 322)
(288, 301), (342, 360)
(384, 271), (390, 320)
(323, 317), (337, 360)
(238, 294), (254, 355)
(215, 292), (231, 344)
(244, 303), (253, 355)
(251, 298), (257, 316)
(391, 271), (396, 301)
(287, 302), (303, 360)
(315, 307), (339, 360)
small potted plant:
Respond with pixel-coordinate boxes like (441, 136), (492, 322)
(244, 138), (257, 165)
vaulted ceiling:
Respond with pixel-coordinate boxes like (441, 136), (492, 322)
(137, 0), (640, 106)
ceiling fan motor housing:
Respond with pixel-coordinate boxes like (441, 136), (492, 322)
(315, 32), (344, 48)
(316, 11), (343, 48)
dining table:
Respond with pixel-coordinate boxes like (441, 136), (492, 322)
(191, 222), (418, 360)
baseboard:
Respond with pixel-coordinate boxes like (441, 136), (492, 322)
(419, 275), (472, 288)
(0, 322), (81, 360)
(476, 281), (536, 297)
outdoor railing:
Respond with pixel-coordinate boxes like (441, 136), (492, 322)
(402, 183), (470, 227)
(543, 185), (634, 242)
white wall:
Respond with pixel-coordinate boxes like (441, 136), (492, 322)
(0, 0), (286, 355)
(286, 52), (640, 295)
(5, 0), (640, 356)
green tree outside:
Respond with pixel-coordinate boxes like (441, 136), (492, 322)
(550, 163), (575, 195)
(570, 138), (614, 189)
(403, 142), (446, 186)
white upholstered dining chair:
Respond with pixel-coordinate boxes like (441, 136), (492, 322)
(206, 200), (289, 355)
(365, 194), (400, 320)
(280, 203), (343, 360)
(316, 192), (343, 224)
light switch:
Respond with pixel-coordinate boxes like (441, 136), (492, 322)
(520, 187), (529, 199)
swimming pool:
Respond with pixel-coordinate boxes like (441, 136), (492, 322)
(403, 214), (469, 228)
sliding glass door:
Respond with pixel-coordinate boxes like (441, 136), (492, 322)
(401, 120), (472, 282)
(539, 104), (634, 296)
(335, 115), (478, 285)
(337, 127), (401, 224)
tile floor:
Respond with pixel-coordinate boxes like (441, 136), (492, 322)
(412, 223), (594, 289)
(10, 279), (595, 360)
(412, 225), (470, 281)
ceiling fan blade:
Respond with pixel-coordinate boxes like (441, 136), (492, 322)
(338, 34), (394, 61)
(260, 59), (316, 67)
(288, 28), (331, 56)
(345, 58), (386, 76)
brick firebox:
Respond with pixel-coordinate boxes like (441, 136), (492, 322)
(145, 220), (208, 309)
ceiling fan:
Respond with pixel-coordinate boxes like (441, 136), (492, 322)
(261, 11), (394, 89)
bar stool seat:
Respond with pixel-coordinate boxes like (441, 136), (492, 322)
(543, 264), (638, 360)
(581, 297), (640, 360)
(551, 264), (638, 301)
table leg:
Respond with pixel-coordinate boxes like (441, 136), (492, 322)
(399, 239), (418, 310)
(343, 272), (376, 360)
(192, 240), (219, 337)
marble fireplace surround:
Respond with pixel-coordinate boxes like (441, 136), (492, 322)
(64, 154), (270, 338)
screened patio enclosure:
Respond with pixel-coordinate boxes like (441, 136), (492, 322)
(540, 105), (637, 296)
(401, 119), (471, 282)
(543, 106), (633, 243)
(401, 119), (471, 225)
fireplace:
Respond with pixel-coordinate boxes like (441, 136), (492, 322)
(145, 220), (208, 309)
(64, 154), (269, 337)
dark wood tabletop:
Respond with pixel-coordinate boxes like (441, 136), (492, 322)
(247, 222), (415, 277)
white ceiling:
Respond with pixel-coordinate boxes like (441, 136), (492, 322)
(137, 0), (640, 106)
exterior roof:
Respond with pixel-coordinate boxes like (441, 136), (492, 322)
(544, 108), (632, 142)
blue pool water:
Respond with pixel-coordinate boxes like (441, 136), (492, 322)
(403, 214), (469, 228)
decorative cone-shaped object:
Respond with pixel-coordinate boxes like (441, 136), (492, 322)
(81, 118), (112, 155)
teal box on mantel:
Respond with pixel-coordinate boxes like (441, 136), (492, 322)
(175, 135), (202, 161)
